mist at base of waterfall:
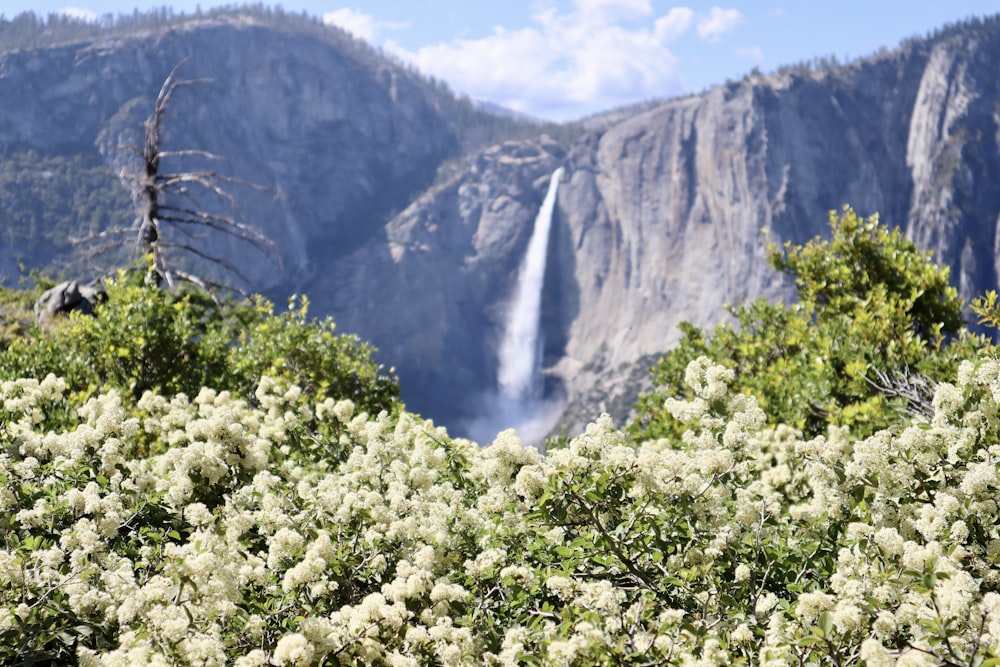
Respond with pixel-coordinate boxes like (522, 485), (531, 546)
(460, 391), (565, 452)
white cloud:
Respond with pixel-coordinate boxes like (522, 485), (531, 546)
(696, 7), (744, 42)
(655, 7), (695, 42)
(736, 46), (764, 62)
(322, 8), (408, 43)
(389, 0), (694, 121)
(572, 0), (653, 23)
(60, 6), (99, 23)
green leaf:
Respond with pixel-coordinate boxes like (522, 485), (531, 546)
(817, 611), (833, 637)
(798, 634), (825, 646)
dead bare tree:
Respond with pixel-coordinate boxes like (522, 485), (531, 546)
(77, 59), (278, 292)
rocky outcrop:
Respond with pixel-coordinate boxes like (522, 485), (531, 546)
(35, 281), (106, 318)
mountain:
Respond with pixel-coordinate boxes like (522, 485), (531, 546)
(2, 9), (1000, 438)
(338, 13), (1000, 434)
(0, 8), (559, 285)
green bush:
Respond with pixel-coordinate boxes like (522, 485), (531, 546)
(0, 269), (399, 447)
(631, 206), (988, 441)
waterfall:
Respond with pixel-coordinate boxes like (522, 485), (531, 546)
(463, 166), (565, 447)
(497, 167), (564, 403)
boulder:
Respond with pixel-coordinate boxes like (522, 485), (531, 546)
(35, 281), (106, 319)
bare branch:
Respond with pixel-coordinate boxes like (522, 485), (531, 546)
(167, 269), (233, 301)
(74, 58), (279, 291)
(865, 367), (936, 420)
(158, 174), (239, 204)
(159, 205), (276, 246)
(70, 227), (134, 245)
(158, 149), (223, 160)
(153, 58), (211, 120)
(157, 218), (205, 242)
(75, 238), (137, 261)
(159, 241), (259, 286)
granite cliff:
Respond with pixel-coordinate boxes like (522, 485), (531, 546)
(0, 10), (465, 289)
(2, 10), (1000, 437)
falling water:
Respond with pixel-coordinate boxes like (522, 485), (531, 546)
(497, 167), (564, 402)
(461, 167), (565, 448)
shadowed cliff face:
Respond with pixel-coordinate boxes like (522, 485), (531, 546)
(3, 13), (1000, 438)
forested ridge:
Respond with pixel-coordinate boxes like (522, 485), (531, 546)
(0, 6), (582, 287)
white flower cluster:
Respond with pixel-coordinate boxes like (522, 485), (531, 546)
(4, 357), (1000, 664)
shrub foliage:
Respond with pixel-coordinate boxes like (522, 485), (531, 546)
(4, 356), (1000, 664)
(631, 207), (985, 441)
(0, 267), (399, 422)
(4, 207), (1000, 665)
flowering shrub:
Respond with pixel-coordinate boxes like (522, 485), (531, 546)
(633, 207), (986, 441)
(0, 273), (399, 420)
(5, 354), (1000, 665)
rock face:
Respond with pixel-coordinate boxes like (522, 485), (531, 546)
(348, 17), (1000, 434)
(3, 11), (1000, 437)
(546, 22), (1000, 430)
(0, 11), (460, 288)
(313, 137), (567, 424)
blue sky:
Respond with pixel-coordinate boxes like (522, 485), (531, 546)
(3, 1), (998, 120)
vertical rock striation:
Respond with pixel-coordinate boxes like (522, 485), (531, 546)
(489, 21), (1000, 432)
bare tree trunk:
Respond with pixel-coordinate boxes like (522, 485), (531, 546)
(76, 58), (278, 293)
